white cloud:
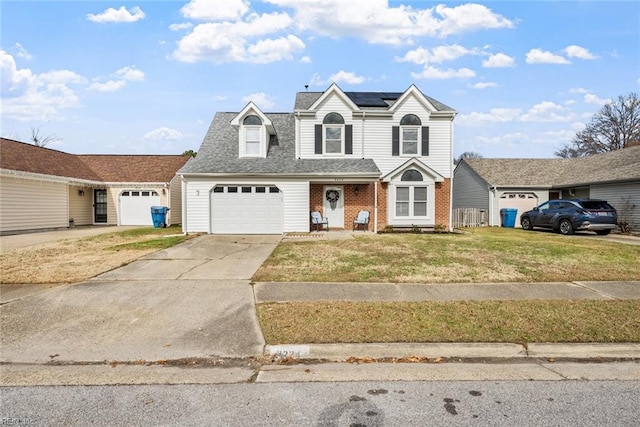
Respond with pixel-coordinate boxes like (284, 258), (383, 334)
(470, 81), (498, 89)
(1, 50), (85, 121)
(411, 66), (475, 80)
(267, 1), (514, 45)
(300, 56), (311, 64)
(246, 35), (305, 63)
(14, 43), (32, 60)
(457, 108), (522, 125)
(242, 92), (275, 109)
(88, 80), (127, 92)
(213, 95), (228, 101)
(564, 45), (596, 59)
(526, 48), (570, 64)
(116, 66), (145, 81)
(88, 66), (145, 92)
(87, 6), (145, 23)
(482, 52), (515, 68)
(173, 12), (299, 64)
(569, 88), (611, 105)
(396, 44), (476, 64)
(521, 101), (574, 122)
(181, 0), (249, 21)
(309, 71), (367, 86)
(169, 22), (194, 32)
(144, 127), (185, 141)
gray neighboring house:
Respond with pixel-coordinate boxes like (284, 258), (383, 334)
(453, 146), (640, 230)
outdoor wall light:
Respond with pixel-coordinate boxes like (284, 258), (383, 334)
(78, 190), (85, 196)
(354, 186), (359, 195)
(162, 188), (166, 195)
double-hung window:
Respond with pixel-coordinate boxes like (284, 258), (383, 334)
(395, 169), (428, 217)
(243, 115), (262, 156)
(400, 114), (421, 156)
(323, 112), (344, 154)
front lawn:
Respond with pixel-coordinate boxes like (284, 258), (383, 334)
(253, 228), (640, 283)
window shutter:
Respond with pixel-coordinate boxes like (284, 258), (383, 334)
(392, 126), (399, 156)
(315, 124), (322, 154)
(345, 125), (353, 154)
(421, 126), (429, 156)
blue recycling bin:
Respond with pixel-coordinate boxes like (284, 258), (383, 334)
(500, 208), (517, 228)
(150, 206), (169, 228)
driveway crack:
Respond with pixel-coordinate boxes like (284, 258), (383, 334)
(571, 281), (619, 300)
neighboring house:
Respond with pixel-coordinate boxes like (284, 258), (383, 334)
(179, 83), (456, 234)
(453, 146), (640, 230)
(0, 138), (190, 235)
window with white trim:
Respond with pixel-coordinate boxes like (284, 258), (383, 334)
(395, 169), (428, 217)
(242, 115), (262, 156)
(400, 114), (421, 156)
(323, 112), (344, 154)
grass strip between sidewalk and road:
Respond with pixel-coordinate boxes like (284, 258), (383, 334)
(257, 300), (640, 344)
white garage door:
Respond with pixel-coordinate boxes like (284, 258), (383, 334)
(211, 185), (283, 234)
(120, 190), (161, 225)
(498, 193), (538, 228)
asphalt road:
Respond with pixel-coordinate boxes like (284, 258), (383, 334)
(2, 380), (638, 426)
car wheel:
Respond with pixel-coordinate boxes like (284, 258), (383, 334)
(559, 219), (574, 235)
(521, 216), (533, 230)
(595, 230), (611, 236)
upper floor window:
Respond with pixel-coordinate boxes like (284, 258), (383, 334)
(400, 114), (421, 155)
(392, 115), (429, 157)
(323, 113), (344, 154)
(243, 115), (262, 156)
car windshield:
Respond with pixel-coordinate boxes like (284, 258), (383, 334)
(579, 200), (614, 210)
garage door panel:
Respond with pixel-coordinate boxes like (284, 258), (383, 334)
(120, 190), (161, 225)
(211, 186), (283, 234)
(498, 193), (538, 228)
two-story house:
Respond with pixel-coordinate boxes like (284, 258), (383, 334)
(179, 84), (456, 234)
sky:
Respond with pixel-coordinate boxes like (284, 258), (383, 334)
(1, 0), (639, 159)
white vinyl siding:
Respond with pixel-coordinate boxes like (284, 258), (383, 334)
(68, 185), (94, 226)
(297, 91), (453, 178)
(590, 181), (640, 231)
(0, 176), (68, 234)
(169, 175), (182, 226)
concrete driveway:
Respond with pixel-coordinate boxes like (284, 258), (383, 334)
(0, 235), (280, 364)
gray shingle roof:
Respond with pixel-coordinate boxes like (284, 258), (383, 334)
(464, 145), (640, 187)
(180, 112), (380, 176)
(293, 91), (454, 112)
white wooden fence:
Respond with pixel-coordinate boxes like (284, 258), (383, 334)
(453, 208), (488, 228)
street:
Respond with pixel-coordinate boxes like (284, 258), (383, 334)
(2, 380), (639, 426)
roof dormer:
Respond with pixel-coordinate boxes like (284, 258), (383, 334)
(231, 102), (274, 158)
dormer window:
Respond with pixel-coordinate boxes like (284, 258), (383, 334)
(242, 115), (262, 156)
(323, 113), (344, 154)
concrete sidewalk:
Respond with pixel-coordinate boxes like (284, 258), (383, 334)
(254, 280), (640, 302)
(0, 226), (139, 252)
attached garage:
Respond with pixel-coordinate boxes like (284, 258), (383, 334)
(211, 185), (283, 234)
(119, 190), (161, 226)
(498, 192), (538, 228)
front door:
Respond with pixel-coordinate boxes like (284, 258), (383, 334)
(323, 186), (344, 228)
(94, 189), (107, 223)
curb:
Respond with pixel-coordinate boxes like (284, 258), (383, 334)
(265, 343), (640, 361)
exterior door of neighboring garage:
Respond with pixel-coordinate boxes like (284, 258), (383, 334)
(119, 190), (161, 225)
(498, 192), (538, 228)
(211, 185), (283, 234)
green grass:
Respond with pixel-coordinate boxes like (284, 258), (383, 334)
(107, 235), (188, 251)
(257, 300), (640, 344)
(253, 228), (640, 283)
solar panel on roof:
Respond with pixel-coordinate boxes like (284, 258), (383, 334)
(345, 92), (402, 108)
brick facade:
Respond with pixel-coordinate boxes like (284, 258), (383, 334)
(310, 179), (450, 231)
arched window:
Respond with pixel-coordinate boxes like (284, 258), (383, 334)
(243, 115), (262, 126)
(401, 169), (423, 181)
(242, 115), (262, 156)
(400, 114), (421, 155)
(323, 113), (344, 154)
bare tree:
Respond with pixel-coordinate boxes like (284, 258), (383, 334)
(455, 151), (483, 164)
(556, 92), (640, 158)
(30, 126), (62, 147)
